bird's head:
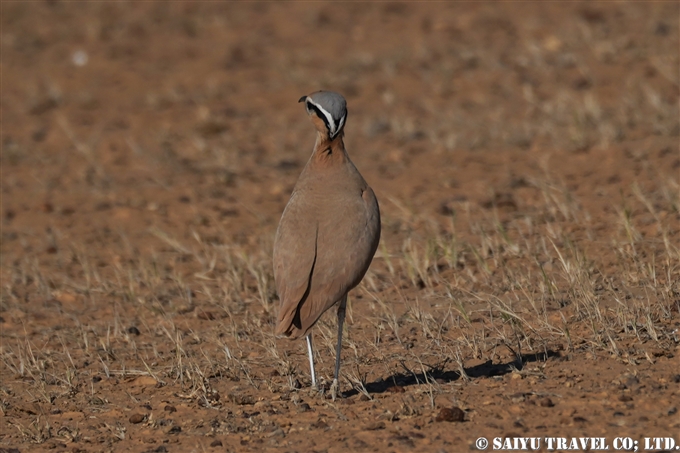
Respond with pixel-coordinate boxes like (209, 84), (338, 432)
(298, 91), (347, 141)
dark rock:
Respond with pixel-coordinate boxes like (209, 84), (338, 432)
(538, 397), (554, 407)
(127, 326), (141, 336)
(129, 413), (146, 424)
(435, 407), (465, 422)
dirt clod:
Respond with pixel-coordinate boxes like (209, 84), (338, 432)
(145, 447), (168, 453)
(297, 402), (312, 412)
(311, 419), (329, 429)
(538, 397), (554, 407)
(228, 394), (254, 405)
(435, 407), (465, 422)
(364, 421), (385, 431)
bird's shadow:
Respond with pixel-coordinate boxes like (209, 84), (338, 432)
(343, 350), (561, 398)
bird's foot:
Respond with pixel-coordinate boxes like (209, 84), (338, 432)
(330, 378), (340, 401)
(309, 383), (324, 398)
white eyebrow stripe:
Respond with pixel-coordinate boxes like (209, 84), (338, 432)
(335, 114), (346, 138)
(307, 98), (336, 135)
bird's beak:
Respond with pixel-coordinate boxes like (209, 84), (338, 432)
(298, 96), (307, 103)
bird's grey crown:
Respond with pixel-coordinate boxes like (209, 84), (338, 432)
(300, 91), (347, 140)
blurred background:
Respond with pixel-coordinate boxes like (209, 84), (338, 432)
(3, 2), (677, 204)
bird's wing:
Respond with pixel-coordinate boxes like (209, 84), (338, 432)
(295, 187), (381, 335)
(273, 191), (318, 337)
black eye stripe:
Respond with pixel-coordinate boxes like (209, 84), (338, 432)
(307, 102), (331, 131)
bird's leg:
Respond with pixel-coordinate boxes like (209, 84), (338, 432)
(330, 295), (347, 401)
(306, 333), (317, 389)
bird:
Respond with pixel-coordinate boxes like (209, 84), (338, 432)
(273, 90), (381, 399)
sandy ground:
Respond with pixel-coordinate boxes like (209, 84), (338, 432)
(2, 2), (679, 452)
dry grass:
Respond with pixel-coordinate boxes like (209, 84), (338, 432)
(2, 166), (677, 420)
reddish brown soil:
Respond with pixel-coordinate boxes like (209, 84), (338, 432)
(2, 3), (679, 452)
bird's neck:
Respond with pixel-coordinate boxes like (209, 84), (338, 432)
(311, 132), (349, 166)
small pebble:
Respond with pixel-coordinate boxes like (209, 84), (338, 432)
(538, 397), (554, 407)
(435, 407), (465, 422)
(72, 50), (88, 67)
(311, 419), (329, 429)
(129, 413), (145, 424)
(197, 311), (215, 320)
(127, 326), (141, 336)
(298, 402), (311, 412)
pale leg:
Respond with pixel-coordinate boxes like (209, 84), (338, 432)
(330, 294), (347, 400)
(306, 333), (316, 388)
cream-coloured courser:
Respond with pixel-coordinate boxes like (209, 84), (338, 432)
(274, 91), (381, 399)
